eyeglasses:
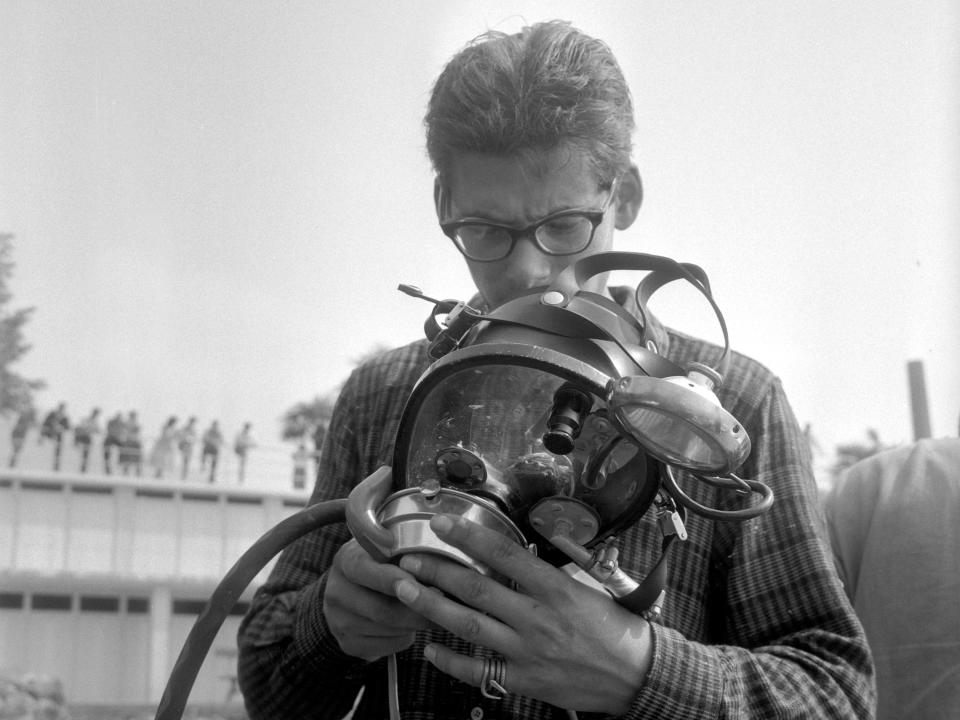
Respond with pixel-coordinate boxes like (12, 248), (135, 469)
(440, 178), (620, 262)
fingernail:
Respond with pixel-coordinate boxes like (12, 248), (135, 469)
(431, 514), (453, 535)
(399, 555), (421, 573)
(423, 644), (436, 662)
(395, 579), (419, 603)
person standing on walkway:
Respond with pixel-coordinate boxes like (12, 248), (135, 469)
(177, 416), (197, 479)
(120, 410), (143, 476)
(8, 406), (36, 468)
(39, 402), (70, 471)
(149, 416), (179, 479)
(200, 420), (224, 483)
(290, 440), (319, 491)
(102, 412), (125, 475)
(73, 407), (102, 473)
(233, 422), (255, 484)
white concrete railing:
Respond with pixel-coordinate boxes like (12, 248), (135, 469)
(0, 469), (312, 587)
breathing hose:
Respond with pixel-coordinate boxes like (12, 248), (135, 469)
(154, 498), (347, 720)
(153, 473), (770, 718)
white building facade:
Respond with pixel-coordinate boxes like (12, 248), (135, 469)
(0, 466), (310, 706)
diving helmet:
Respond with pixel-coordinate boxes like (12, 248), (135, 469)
(347, 251), (768, 613)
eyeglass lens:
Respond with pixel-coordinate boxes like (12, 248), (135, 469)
(455, 214), (596, 261)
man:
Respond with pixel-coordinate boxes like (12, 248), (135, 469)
(119, 410), (142, 476)
(238, 21), (873, 719)
(291, 441), (313, 491)
(39, 402), (70, 471)
(148, 415), (179, 479)
(7, 406), (35, 468)
(233, 421), (255, 484)
(825, 437), (960, 720)
(73, 407), (101, 473)
(201, 420), (224, 483)
(102, 411), (126, 475)
(177, 416), (197, 480)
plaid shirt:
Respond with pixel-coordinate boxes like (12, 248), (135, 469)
(238, 290), (875, 719)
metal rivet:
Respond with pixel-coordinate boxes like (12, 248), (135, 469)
(541, 290), (565, 305)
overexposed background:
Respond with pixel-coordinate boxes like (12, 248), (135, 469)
(2, 0), (958, 467)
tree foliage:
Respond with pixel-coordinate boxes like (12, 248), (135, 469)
(279, 344), (391, 448)
(280, 391), (339, 444)
(0, 234), (45, 416)
(831, 427), (894, 477)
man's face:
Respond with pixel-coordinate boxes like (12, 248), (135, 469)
(442, 149), (619, 309)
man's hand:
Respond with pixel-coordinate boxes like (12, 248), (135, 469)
(323, 538), (431, 660)
(392, 514), (653, 714)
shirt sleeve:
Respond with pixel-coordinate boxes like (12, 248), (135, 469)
(237, 371), (379, 719)
(618, 375), (876, 719)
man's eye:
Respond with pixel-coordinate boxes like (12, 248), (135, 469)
(542, 216), (588, 236)
(458, 224), (503, 242)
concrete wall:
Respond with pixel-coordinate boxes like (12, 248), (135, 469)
(0, 469), (317, 705)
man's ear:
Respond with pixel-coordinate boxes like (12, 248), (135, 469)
(433, 177), (445, 221)
(614, 165), (643, 230)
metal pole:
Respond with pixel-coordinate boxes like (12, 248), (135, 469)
(907, 360), (932, 440)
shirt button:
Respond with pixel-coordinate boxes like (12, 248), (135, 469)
(469, 707), (484, 720)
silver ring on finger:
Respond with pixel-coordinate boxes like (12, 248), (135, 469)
(480, 655), (508, 700)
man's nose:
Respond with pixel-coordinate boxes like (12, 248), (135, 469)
(507, 231), (557, 282)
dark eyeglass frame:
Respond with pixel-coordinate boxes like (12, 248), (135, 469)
(440, 178), (620, 263)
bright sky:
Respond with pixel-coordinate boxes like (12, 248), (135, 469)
(2, 1), (958, 464)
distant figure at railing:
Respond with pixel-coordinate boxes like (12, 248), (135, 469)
(201, 420), (224, 483)
(119, 410), (143, 476)
(233, 422), (255, 484)
(293, 440), (320, 490)
(39, 402), (70, 471)
(73, 407), (102, 473)
(291, 442), (310, 490)
(7, 406), (36, 468)
(178, 416), (197, 480)
(102, 412), (125, 474)
(149, 415), (179, 479)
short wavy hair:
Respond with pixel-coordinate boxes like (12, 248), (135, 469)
(425, 20), (634, 188)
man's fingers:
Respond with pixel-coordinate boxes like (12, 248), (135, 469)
(428, 514), (553, 591)
(398, 553), (537, 630)
(422, 645), (520, 700)
(424, 644), (486, 688)
(393, 576), (515, 652)
(327, 539), (431, 634)
(334, 539), (412, 596)
(324, 574), (429, 634)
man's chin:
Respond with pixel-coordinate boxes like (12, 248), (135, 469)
(487, 283), (613, 310)
(485, 287), (547, 310)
